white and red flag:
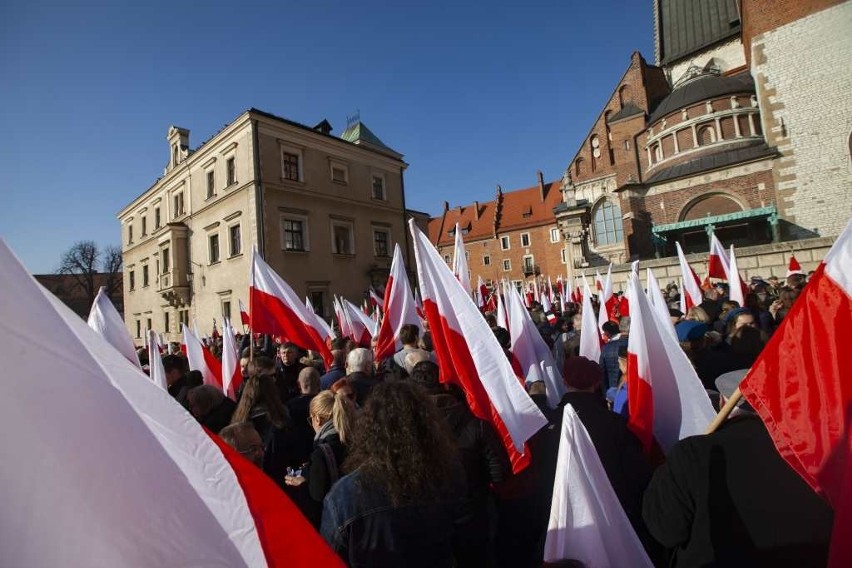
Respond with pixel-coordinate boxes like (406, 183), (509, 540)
(0, 239), (343, 568)
(305, 296), (333, 341)
(597, 264), (615, 331)
(708, 233), (731, 280)
(368, 287), (384, 309)
(579, 274), (601, 363)
(477, 276), (489, 309)
(625, 273), (715, 457)
(738, 220), (852, 566)
(374, 244), (421, 362)
(496, 284), (509, 331)
(786, 254), (805, 277)
(647, 268), (677, 341)
(505, 283), (566, 408)
(675, 242), (704, 311)
(333, 296), (353, 340)
(540, 278), (553, 313)
(728, 245), (746, 308)
(250, 250), (333, 367)
(147, 330), (168, 391)
(409, 220), (547, 473)
(182, 324), (223, 389)
(556, 275), (564, 298)
(221, 319), (242, 400)
(452, 223), (472, 295)
(87, 285), (141, 368)
(343, 298), (378, 347)
(238, 298), (250, 327)
(544, 404), (654, 567)
(414, 287), (425, 320)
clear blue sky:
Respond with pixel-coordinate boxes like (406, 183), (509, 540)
(0, 0), (653, 273)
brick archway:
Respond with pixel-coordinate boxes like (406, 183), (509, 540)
(679, 192), (745, 222)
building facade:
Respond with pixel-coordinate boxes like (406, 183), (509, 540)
(118, 110), (410, 344)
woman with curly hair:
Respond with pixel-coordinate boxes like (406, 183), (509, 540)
(320, 381), (466, 567)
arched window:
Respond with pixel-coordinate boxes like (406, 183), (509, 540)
(698, 125), (716, 146)
(590, 135), (600, 171)
(575, 158), (584, 177)
(593, 199), (624, 246)
(652, 143), (663, 163)
(618, 85), (631, 109)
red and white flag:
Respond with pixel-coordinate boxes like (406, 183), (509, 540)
(625, 274), (715, 456)
(452, 223), (472, 295)
(579, 274), (601, 363)
(675, 242), (704, 311)
(0, 239), (343, 568)
(414, 287), (425, 320)
(238, 299), (250, 327)
(708, 233), (731, 280)
(182, 324), (223, 389)
(786, 254), (805, 277)
(147, 330), (168, 391)
(505, 283), (566, 408)
(477, 276), (489, 309)
(597, 264), (615, 331)
(333, 296), (353, 340)
(739, 220), (852, 566)
(544, 404), (654, 567)
(305, 296), (333, 341)
(250, 250), (333, 367)
(496, 284), (509, 331)
(368, 287), (384, 308)
(342, 298), (377, 347)
(221, 319), (241, 400)
(540, 278), (553, 313)
(409, 220), (547, 473)
(87, 286), (141, 368)
(374, 244), (421, 362)
(728, 245), (746, 308)
(556, 275), (564, 298)
(647, 268), (677, 341)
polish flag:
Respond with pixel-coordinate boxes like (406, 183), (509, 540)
(305, 296), (333, 341)
(544, 404), (654, 567)
(87, 286), (141, 368)
(540, 279), (553, 313)
(597, 264), (615, 332)
(595, 270), (603, 292)
(505, 283), (566, 408)
(478, 276), (489, 309)
(250, 250), (333, 367)
(414, 287), (425, 320)
(238, 299), (250, 327)
(182, 324), (223, 389)
(147, 330), (168, 391)
(556, 275), (564, 298)
(647, 268), (677, 341)
(374, 244), (420, 362)
(0, 239), (344, 568)
(579, 274), (601, 363)
(334, 296), (353, 340)
(409, 220), (547, 473)
(728, 245), (746, 308)
(708, 233), (731, 280)
(452, 223), (472, 295)
(368, 287), (384, 308)
(221, 319), (241, 400)
(625, 274), (715, 456)
(342, 298), (377, 347)
(496, 285), (509, 332)
(786, 254), (805, 277)
(675, 242), (704, 311)
(739, 220), (852, 566)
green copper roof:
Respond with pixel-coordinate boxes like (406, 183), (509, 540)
(339, 121), (401, 158)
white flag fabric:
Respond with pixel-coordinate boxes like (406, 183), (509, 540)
(452, 222), (472, 295)
(708, 233), (731, 280)
(221, 319), (241, 400)
(305, 296), (333, 340)
(728, 245), (746, 308)
(333, 296), (353, 340)
(597, 264), (614, 332)
(675, 242), (703, 310)
(147, 330), (168, 391)
(87, 286), (140, 368)
(646, 269), (677, 341)
(374, 244), (421, 362)
(505, 283), (566, 408)
(496, 283), (509, 331)
(544, 404), (654, 567)
(343, 298), (378, 341)
(579, 274), (602, 363)
(0, 239), (343, 567)
(182, 323), (222, 388)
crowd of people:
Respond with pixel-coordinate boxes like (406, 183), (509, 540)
(142, 269), (833, 567)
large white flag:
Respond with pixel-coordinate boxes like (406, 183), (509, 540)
(579, 274), (601, 363)
(147, 330), (168, 391)
(87, 286), (140, 368)
(374, 244), (420, 362)
(221, 319), (241, 400)
(452, 222), (472, 295)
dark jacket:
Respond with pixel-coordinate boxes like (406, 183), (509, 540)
(347, 371), (379, 407)
(249, 406), (300, 483)
(643, 414), (833, 567)
(274, 360), (305, 402)
(167, 375), (191, 408)
(320, 365), (346, 390)
(599, 335), (629, 391)
(201, 396), (236, 434)
(286, 393), (316, 466)
(321, 469), (465, 568)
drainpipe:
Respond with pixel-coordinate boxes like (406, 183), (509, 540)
(251, 118), (265, 259)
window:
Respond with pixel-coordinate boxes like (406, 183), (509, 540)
(146, 318), (152, 332)
(229, 224), (242, 256)
(136, 320), (141, 339)
(523, 255), (535, 273)
(561, 248), (567, 264)
(226, 157), (236, 186)
(164, 311), (170, 333)
(209, 233), (220, 264)
(281, 216), (308, 251)
(550, 227), (560, 243)
(162, 248), (170, 273)
(179, 309), (189, 329)
(222, 300), (232, 321)
(282, 151), (301, 181)
(127, 224), (134, 244)
(173, 192), (185, 218)
(698, 125), (716, 146)
(330, 163), (348, 184)
(373, 228), (390, 257)
(483, 255), (491, 266)
(154, 207), (161, 229)
(652, 143), (663, 163)
(129, 270), (135, 291)
(371, 174), (386, 200)
(331, 220), (354, 255)
(503, 259), (511, 271)
(500, 236), (510, 250)
(593, 199), (625, 246)
(142, 265), (149, 287)
(444, 254), (451, 265)
(141, 216), (147, 236)
(520, 233), (531, 247)
(575, 158), (585, 177)
(206, 170), (215, 198)
(309, 291), (325, 318)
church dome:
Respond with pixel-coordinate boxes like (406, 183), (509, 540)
(648, 69), (755, 125)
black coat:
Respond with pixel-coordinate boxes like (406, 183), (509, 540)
(286, 393), (316, 465)
(201, 397), (236, 434)
(348, 371), (379, 407)
(643, 414), (833, 567)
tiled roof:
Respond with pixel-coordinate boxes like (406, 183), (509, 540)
(428, 181), (563, 247)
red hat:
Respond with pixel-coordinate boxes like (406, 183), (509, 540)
(563, 356), (604, 390)
(786, 255), (805, 277)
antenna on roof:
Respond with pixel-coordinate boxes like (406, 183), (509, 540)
(346, 110), (361, 128)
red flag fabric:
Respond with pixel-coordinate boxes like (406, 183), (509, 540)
(708, 233), (731, 280)
(182, 324), (223, 388)
(739, 221), (852, 565)
(409, 220), (547, 474)
(239, 299), (250, 326)
(369, 287), (384, 308)
(374, 244), (420, 362)
(250, 251), (333, 367)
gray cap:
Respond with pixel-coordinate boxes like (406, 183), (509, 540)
(714, 369), (749, 400)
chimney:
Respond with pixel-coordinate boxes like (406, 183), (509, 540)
(537, 170), (545, 202)
(474, 200), (480, 220)
(443, 201), (449, 212)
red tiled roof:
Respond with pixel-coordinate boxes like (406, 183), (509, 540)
(429, 181), (562, 247)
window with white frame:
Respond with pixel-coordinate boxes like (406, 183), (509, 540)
(154, 207), (161, 229)
(550, 227), (560, 243)
(142, 263), (149, 287)
(226, 157), (236, 186)
(208, 233), (220, 264)
(281, 214), (309, 251)
(127, 223), (134, 244)
(371, 173), (386, 200)
(520, 233), (531, 247)
(173, 191), (185, 218)
(331, 220), (355, 255)
(281, 148), (302, 182)
(500, 235), (510, 250)
(206, 170), (215, 198)
(330, 162), (348, 184)
(483, 255), (491, 266)
(522, 255), (535, 273)
(561, 248), (567, 264)
(512, 280), (523, 293)
(592, 198), (624, 246)
(141, 215), (147, 236)
(502, 259), (511, 271)
(162, 247), (170, 273)
(229, 224), (242, 256)
(373, 227), (391, 258)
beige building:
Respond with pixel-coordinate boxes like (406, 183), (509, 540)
(118, 109), (409, 344)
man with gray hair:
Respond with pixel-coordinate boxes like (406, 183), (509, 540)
(187, 384), (236, 434)
(220, 422), (265, 468)
(346, 347), (378, 406)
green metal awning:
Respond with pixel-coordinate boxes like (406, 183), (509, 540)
(652, 205), (777, 236)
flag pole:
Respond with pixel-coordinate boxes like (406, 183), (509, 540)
(249, 250), (255, 363)
(705, 387), (743, 434)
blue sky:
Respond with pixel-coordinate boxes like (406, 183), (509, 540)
(0, 1), (653, 273)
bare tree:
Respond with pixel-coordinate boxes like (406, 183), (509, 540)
(57, 241), (123, 308)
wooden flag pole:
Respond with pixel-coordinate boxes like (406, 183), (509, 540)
(705, 387), (743, 434)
